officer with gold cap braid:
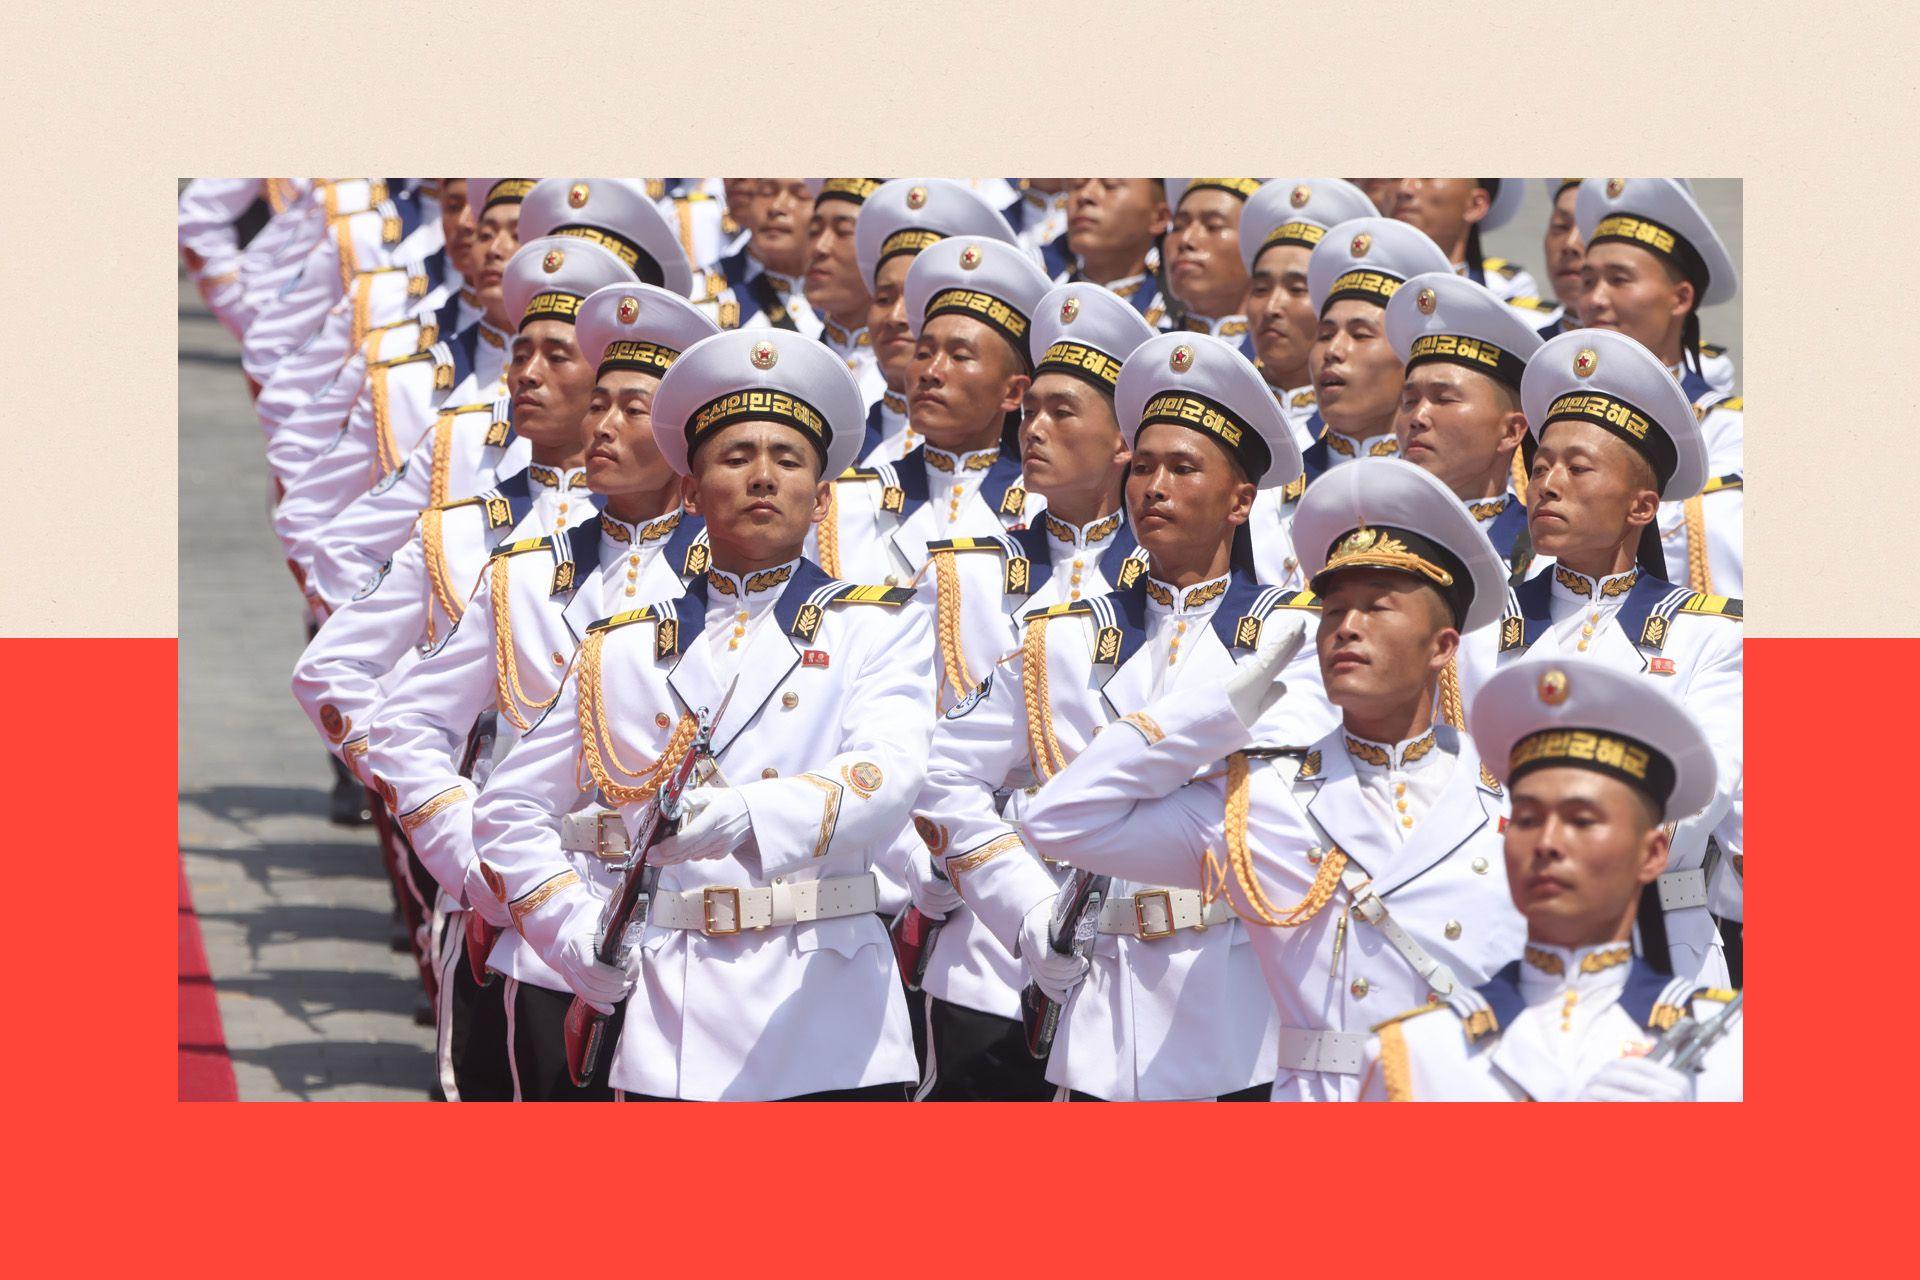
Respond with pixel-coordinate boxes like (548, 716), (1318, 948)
(1019, 456), (1523, 1101)
(716, 179), (821, 337)
(1161, 179), (1261, 339)
(802, 179), (888, 410)
(853, 179), (1023, 464)
(1466, 327), (1741, 987)
(364, 283), (717, 1100)
(1387, 179), (1540, 305)
(1357, 657), (1739, 1101)
(1575, 178), (1743, 598)
(813, 233), (1052, 591)
(901, 282), (1157, 1099)
(1385, 271), (1543, 579)
(298, 180), (699, 614)
(471, 327), (931, 1101)
(919, 331), (1333, 1102)
(1053, 180), (1172, 326)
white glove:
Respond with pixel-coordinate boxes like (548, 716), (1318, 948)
(648, 786), (752, 866)
(1579, 1055), (1697, 1103)
(907, 845), (965, 921)
(1019, 897), (1090, 1004)
(553, 927), (639, 1016)
(460, 859), (512, 929)
(1225, 614), (1308, 729)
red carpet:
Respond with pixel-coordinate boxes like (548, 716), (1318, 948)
(179, 863), (238, 1101)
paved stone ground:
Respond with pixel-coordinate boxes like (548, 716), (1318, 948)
(179, 272), (435, 1101)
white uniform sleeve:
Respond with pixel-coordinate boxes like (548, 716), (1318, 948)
(265, 349), (369, 488)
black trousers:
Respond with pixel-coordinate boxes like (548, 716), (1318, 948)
(443, 922), (514, 1101)
(1716, 915), (1744, 989)
(923, 997), (1054, 1100)
(623, 1083), (908, 1101)
(1069, 1082), (1273, 1102)
(508, 981), (629, 1101)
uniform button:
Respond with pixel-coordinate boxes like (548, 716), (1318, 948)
(1350, 978), (1369, 999)
(1576, 640), (1589, 652)
(884, 575), (900, 587)
(1471, 857), (1488, 875)
(1444, 920), (1462, 940)
(762, 768), (779, 779)
(781, 692), (799, 709)
(1069, 590), (1081, 600)
(1073, 559), (1084, 569)
(1395, 800), (1408, 812)
(655, 713), (670, 728)
(1401, 817), (1413, 828)
(625, 586), (636, 596)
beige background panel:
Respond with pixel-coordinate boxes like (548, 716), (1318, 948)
(5, 1), (1913, 636)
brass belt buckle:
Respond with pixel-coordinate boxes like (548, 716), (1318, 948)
(595, 810), (626, 860)
(1134, 889), (1175, 941)
(702, 886), (742, 936)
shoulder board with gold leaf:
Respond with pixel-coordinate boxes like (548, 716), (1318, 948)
(1478, 762), (1504, 795)
(1505, 294), (1552, 312)
(1369, 1001), (1453, 1034)
(1677, 593), (1743, 621)
(1701, 473), (1743, 495)
(587, 606), (658, 634)
(825, 583), (914, 608)
(1296, 748), (1323, 780)
(1273, 589), (1320, 611)
(489, 536), (552, 560)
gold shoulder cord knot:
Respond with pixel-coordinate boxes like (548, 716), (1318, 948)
(420, 508), (467, 647)
(492, 560), (558, 731)
(1222, 751), (1346, 927)
(576, 630), (700, 804)
(932, 551), (975, 709)
(427, 412), (457, 509)
(368, 363), (402, 482)
(1377, 1020), (1415, 1102)
(1021, 616), (1070, 782)
(1510, 451), (1529, 504)
(1438, 657), (1465, 729)
(1682, 494), (1713, 594)
(816, 483), (842, 578)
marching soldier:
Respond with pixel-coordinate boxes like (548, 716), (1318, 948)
(1384, 271), (1542, 577)
(803, 179), (887, 408)
(853, 179), (1022, 463)
(1019, 456), (1525, 1101)
(365, 283), (717, 1100)
(919, 331), (1332, 1101)
(1573, 177), (1743, 596)
(1387, 179), (1539, 304)
(905, 282), (1157, 1099)
(1161, 179), (1259, 338)
(471, 327), (933, 1101)
(1057, 179), (1171, 326)
(1479, 327), (1742, 985)
(1357, 656), (1740, 1101)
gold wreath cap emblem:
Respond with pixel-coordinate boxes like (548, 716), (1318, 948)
(1574, 347), (1599, 377)
(1350, 232), (1372, 256)
(616, 295), (639, 324)
(1290, 183), (1311, 209)
(1336, 527), (1379, 557)
(542, 248), (565, 273)
(906, 185), (928, 210)
(1061, 296), (1079, 324)
(1538, 668), (1570, 705)
(1416, 287), (1437, 315)
(1169, 344), (1194, 372)
(568, 182), (590, 209)
(750, 340), (778, 369)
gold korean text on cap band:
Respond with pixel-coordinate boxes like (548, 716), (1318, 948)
(484, 179), (535, 210)
(687, 388), (831, 462)
(1038, 340), (1123, 390)
(521, 291), (585, 327)
(1262, 220), (1329, 252)
(1185, 179), (1261, 201)
(1407, 332), (1528, 391)
(1139, 390), (1272, 482)
(1325, 268), (1406, 313)
(1588, 213), (1709, 293)
(549, 224), (664, 287)
(1545, 389), (1679, 487)
(878, 228), (945, 273)
(926, 287), (1032, 363)
(597, 340), (681, 377)
(1509, 727), (1676, 808)
(818, 179), (883, 204)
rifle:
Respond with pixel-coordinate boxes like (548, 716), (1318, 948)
(562, 706), (716, 1088)
(889, 868), (949, 994)
(1647, 990), (1743, 1072)
(1019, 867), (1111, 1059)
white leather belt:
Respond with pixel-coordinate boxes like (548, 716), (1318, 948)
(1097, 888), (1234, 939)
(1657, 868), (1709, 912)
(1277, 1027), (1367, 1075)
(648, 873), (878, 935)
(560, 809), (629, 861)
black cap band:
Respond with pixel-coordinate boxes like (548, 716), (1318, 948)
(686, 388), (831, 470)
(1588, 213), (1710, 300)
(1183, 179), (1261, 203)
(483, 179), (535, 211)
(1311, 524), (1474, 629)
(817, 179), (883, 206)
(1407, 332), (1528, 391)
(1322, 268), (1405, 315)
(597, 340), (681, 378)
(520, 291), (584, 329)
(878, 228), (945, 277)
(1260, 220), (1329, 254)
(1037, 340), (1123, 393)
(925, 287), (1033, 371)
(1509, 727), (1676, 810)
(1138, 389), (1272, 483)
(550, 224), (665, 288)
(1544, 389), (1679, 489)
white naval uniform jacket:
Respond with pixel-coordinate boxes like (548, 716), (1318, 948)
(1656, 370), (1743, 597)
(919, 571), (1334, 1100)
(366, 509), (704, 991)
(225, 189), (330, 338)
(1462, 566), (1743, 986)
(1020, 682), (1523, 1102)
(263, 290), (482, 493)
(303, 398), (527, 613)
(1458, 256), (1541, 306)
(277, 321), (511, 581)
(470, 558), (932, 1100)
(856, 391), (915, 466)
(292, 465), (592, 774)
(904, 511), (1149, 1019)
(1357, 948), (1742, 1101)
(818, 318), (887, 414)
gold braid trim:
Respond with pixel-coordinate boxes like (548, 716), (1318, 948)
(510, 870), (581, 934)
(1225, 751), (1347, 927)
(1438, 658), (1465, 729)
(350, 275), (372, 348)
(932, 551), (974, 708)
(427, 413), (456, 508)
(1377, 1021), (1414, 1101)
(1683, 494), (1713, 595)
(399, 786), (469, 833)
(419, 508), (467, 648)
(369, 363), (401, 481)
(816, 483), (842, 578)
(1510, 450), (1529, 503)
(576, 631), (700, 803)
(491, 561), (558, 731)
(334, 216), (358, 292)
(1021, 616), (1070, 782)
